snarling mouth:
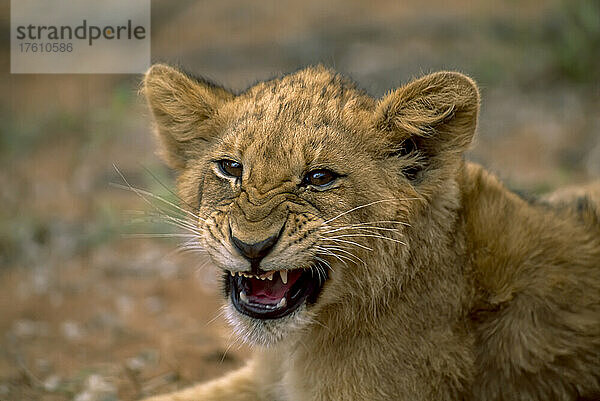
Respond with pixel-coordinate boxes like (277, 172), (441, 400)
(225, 265), (328, 319)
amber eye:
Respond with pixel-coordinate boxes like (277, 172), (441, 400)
(218, 160), (243, 178)
(303, 169), (338, 188)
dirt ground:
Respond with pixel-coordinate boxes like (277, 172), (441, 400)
(1, 1), (599, 400)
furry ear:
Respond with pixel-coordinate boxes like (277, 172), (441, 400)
(142, 64), (234, 169)
(374, 71), (480, 181)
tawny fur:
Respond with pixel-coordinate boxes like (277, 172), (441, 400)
(141, 64), (600, 401)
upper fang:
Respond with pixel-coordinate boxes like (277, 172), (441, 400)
(280, 270), (288, 284)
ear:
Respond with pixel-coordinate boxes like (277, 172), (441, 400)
(373, 71), (480, 181)
(142, 64), (234, 169)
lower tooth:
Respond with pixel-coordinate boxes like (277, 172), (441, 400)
(239, 291), (248, 303)
(276, 297), (287, 308)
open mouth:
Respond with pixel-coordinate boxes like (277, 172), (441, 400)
(225, 264), (328, 320)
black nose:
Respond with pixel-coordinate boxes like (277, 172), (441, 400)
(231, 233), (279, 262)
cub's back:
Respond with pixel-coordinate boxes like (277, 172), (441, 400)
(541, 181), (600, 227)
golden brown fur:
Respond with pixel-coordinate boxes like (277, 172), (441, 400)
(141, 64), (600, 401)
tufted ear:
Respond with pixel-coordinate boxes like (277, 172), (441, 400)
(142, 64), (234, 169)
(373, 71), (480, 181)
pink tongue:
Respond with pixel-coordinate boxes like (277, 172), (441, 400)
(247, 270), (303, 304)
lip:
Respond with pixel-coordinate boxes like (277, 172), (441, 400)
(224, 265), (328, 320)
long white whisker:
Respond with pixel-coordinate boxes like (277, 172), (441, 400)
(133, 211), (200, 231)
(123, 233), (197, 238)
(316, 250), (358, 267)
(175, 246), (207, 255)
(220, 333), (239, 364)
(342, 220), (412, 227)
(206, 307), (226, 326)
(322, 199), (400, 225)
(111, 181), (187, 220)
(111, 165), (203, 221)
(328, 233), (407, 245)
(177, 242), (205, 248)
(314, 256), (334, 272)
(321, 237), (373, 251)
(322, 225), (401, 234)
(129, 213), (202, 232)
(319, 245), (366, 266)
(317, 264), (327, 283)
(127, 216), (203, 237)
(157, 218), (202, 235)
(309, 317), (331, 333)
(163, 243), (206, 259)
(193, 257), (211, 271)
(141, 164), (196, 211)
(314, 246), (346, 268)
(113, 181), (201, 223)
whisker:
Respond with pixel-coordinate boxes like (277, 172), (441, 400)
(162, 242), (205, 259)
(322, 197), (421, 226)
(317, 264), (327, 283)
(348, 220), (411, 227)
(112, 165), (203, 221)
(132, 210), (199, 227)
(318, 245), (365, 266)
(310, 262), (327, 286)
(127, 212), (200, 229)
(327, 233), (407, 246)
(308, 265), (319, 285)
(125, 216), (203, 238)
(112, 181), (197, 223)
(308, 316), (331, 333)
(175, 247), (207, 256)
(316, 250), (357, 268)
(314, 256), (334, 272)
(176, 243), (205, 250)
(122, 233), (197, 238)
(314, 247), (345, 268)
(111, 181), (185, 220)
(220, 333), (239, 364)
(322, 225), (401, 234)
(206, 307), (226, 326)
(193, 257), (212, 271)
(321, 237), (373, 251)
(141, 164), (195, 210)
(122, 209), (151, 215)
(322, 198), (400, 225)
(130, 213), (203, 235)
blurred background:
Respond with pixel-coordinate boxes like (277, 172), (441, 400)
(1, 0), (599, 400)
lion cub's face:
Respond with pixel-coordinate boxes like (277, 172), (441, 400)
(143, 65), (479, 345)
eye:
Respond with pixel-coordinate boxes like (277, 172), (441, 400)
(217, 159), (243, 178)
(303, 169), (338, 188)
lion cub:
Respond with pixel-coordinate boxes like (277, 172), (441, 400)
(142, 65), (600, 401)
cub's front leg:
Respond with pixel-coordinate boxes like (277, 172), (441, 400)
(142, 361), (265, 401)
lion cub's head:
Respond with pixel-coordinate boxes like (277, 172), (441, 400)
(143, 65), (479, 345)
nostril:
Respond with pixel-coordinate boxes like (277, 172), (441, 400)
(231, 233), (279, 261)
